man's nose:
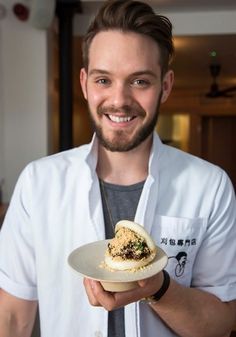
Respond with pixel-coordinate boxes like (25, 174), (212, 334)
(110, 83), (132, 107)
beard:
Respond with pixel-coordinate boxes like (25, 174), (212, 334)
(89, 92), (162, 152)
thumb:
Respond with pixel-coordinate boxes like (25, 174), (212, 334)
(138, 279), (148, 288)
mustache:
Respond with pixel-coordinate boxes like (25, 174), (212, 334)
(97, 105), (145, 116)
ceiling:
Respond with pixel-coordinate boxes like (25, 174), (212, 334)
(172, 35), (236, 95)
(144, 0), (236, 11)
(79, 0), (236, 98)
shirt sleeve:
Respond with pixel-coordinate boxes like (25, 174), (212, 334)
(0, 164), (38, 300)
(191, 170), (236, 301)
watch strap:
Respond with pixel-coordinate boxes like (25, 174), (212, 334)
(142, 270), (170, 304)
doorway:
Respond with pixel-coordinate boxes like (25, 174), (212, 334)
(201, 115), (236, 191)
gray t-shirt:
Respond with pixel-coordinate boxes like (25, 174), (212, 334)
(99, 179), (145, 337)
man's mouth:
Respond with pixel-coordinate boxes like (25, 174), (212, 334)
(107, 115), (135, 123)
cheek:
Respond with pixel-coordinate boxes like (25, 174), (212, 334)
(136, 92), (159, 115)
(87, 86), (106, 108)
(88, 93), (102, 109)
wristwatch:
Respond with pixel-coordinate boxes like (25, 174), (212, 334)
(141, 270), (170, 304)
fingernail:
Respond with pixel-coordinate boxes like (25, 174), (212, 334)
(91, 280), (96, 289)
(139, 280), (147, 287)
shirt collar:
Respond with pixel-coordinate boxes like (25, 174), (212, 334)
(148, 131), (163, 179)
(84, 131), (163, 178)
(85, 133), (99, 177)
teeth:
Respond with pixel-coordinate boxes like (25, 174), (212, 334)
(109, 115), (132, 123)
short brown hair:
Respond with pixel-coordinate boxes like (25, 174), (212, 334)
(82, 0), (174, 75)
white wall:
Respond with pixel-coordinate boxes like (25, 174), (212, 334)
(0, 2), (48, 202)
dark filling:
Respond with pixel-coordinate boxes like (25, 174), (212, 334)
(108, 240), (151, 260)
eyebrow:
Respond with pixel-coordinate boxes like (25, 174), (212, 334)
(88, 69), (110, 76)
(130, 70), (158, 79)
(88, 69), (158, 79)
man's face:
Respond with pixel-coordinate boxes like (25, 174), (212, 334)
(80, 30), (173, 152)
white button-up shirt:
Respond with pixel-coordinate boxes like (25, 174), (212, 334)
(0, 132), (236, 337)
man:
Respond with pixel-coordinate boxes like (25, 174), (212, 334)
(0, 1), (236, 336)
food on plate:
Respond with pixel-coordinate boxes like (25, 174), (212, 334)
(104, 220), (157, 271)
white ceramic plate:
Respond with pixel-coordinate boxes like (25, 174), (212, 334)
(68, 240), (168, 292)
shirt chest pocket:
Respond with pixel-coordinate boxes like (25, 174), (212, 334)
(150, 215), (207, 287)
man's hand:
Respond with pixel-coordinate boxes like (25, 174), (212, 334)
(83, 271), (164, 311)
(84, 273), (236, 337)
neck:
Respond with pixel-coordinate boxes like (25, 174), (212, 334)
(96, 135), (153, 185)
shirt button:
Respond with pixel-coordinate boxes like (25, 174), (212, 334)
(94, 331), (103, 337)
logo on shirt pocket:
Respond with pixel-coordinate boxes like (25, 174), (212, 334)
(169, 251), (188, 277)
(151, 215), (207, 286)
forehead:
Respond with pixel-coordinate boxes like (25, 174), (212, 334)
(88, 30), (161, 73)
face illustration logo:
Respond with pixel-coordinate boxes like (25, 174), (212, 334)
(169, 252), (188, 277)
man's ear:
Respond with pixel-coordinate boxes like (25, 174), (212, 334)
(161, 69), (174, 103)
(80, 67), (88, 100)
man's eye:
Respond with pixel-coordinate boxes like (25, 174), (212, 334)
(96, 78), (110, 85)
(133, 79), (150, 87)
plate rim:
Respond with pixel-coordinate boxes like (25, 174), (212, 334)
(68, 239), (168, 283)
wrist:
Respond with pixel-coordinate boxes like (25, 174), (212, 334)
(141, 270), (170, 304)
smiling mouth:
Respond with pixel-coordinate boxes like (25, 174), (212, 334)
(107, 115), (136, 123)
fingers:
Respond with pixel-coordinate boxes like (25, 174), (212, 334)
(83, 278), (101, 306)
(138, 279), (148, 288)
(138, 272), (164, 294)
(83, 272), (163, 311)
(112, 288), (144, 307)
(88, 280), (117, 311)
(83, 278), (132, 310)
(83, 278), (117, 310)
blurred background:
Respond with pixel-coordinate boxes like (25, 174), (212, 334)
(0, 0), (236, 204)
